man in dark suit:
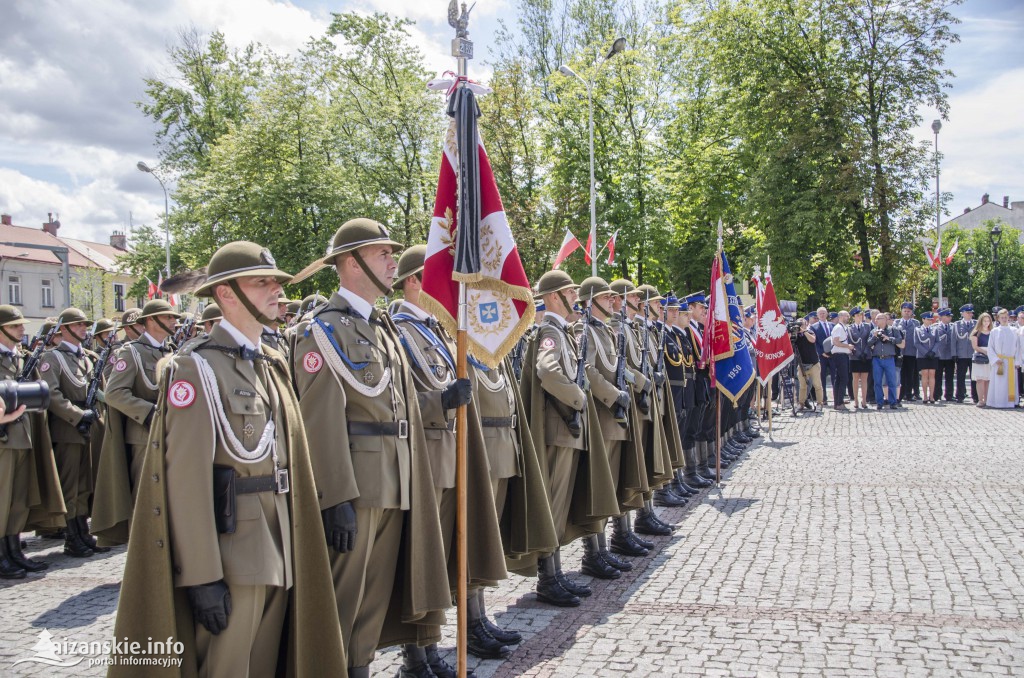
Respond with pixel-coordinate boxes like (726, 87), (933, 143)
(809, 307), (834, 407)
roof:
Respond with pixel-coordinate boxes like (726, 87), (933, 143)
(0, 221), (129, 272)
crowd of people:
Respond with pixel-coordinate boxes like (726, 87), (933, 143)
(1, 221), (763, 678)
(784, 302), (1024, 411)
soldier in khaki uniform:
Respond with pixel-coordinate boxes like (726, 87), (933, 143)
(575, 277), (636, 579)
(40, 308), (107, 557)
(260, 293), (289, 357)
(200, 303), (223, 335)
(392, 245), (509, 669)
(289, 219), (449, 678)
(119, 308), (143, 342)
(105, 299), (178, 495)
(109, 240), (346, 678)
(0, 306), (63, 578)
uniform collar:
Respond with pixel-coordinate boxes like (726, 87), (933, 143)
(334, 285), (374, 321)
(142, 331), (163, 348)
(218, 317), (261, 353)
(398, 300), (432, 322)
(543, 312), (568, 328)
(0, 343), (14, 355)
(60, 340), (81, 356)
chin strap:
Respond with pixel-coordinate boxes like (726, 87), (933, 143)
(228, 280), (278, 326)
(0, 326), (17, 343)
(351, 250), (392, 297)
(556, 290), (574, 317)
(592, 299), (611, 319)
(155, 317), (175, 337)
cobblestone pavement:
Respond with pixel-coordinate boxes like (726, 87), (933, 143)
(2, 401), (1023, 676)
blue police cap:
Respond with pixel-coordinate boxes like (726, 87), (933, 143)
(959, 304), (974, 313)
(744, 306), (755, 318)
(1015, 306), (1024, 315)
(921, 312), (934, 320)
(865, 310), (873, 319)
(901, 302), (913, 310)
(535, 301), (546, 312)
(684, 292), (707, 307)
(829, 312), (839, 320)
(938, 308), (952, 317)
(664, 294), (680, 309)
(850, 306), (862, 315)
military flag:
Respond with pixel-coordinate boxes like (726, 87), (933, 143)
(701, 248), (755, 403)
(752, 269), (794, 385)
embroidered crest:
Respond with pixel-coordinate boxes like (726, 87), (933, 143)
(243, 422), (255, 438)
(261, 249), (276, 267)
(303, 351), (323, 374)
(40, 362), (50, 373)
(540, 337), (556, 350)
(338, 316), (351, 326)
(433, 364), (447, 380)
(168, 380), (196, 408)
(363, 370), (375, 384)
(108, 354), (118, 365)
(114, 359), (128, 372)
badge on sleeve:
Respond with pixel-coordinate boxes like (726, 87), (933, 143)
(303, 351), (323, 374)
(40, 362), (50, 373)
(108, 354), (118, 365)
(114, 359), (128, 372)
(540, 337), (556, 350)
(168, 380), (196, 408)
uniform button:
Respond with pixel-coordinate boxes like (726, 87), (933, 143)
(155, 539), (164, 548)
(153, 507), (161, 516)
(151, 441), (158, 448)
(152, 473), (160, 483)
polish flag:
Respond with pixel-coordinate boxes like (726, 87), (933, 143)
(583, 231), (594, 265)
(146, 278), (158, 300)
(606, 230), (618, 266)
(944, 238), (959, 265)
(553, 228), (583, 270)
(923, 244), (940, 270)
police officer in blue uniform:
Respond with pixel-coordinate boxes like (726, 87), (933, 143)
(893, 302), (920, 402)
(952, 304), (977, 403)
(933, 308), (955, 402)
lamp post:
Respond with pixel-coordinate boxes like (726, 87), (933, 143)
(932, 119), (943, 306)
(990, 224), (1003, 308)
(137, 161), (171, 277)
(558, 37), (627, 276)
(965, 247), (974, 306)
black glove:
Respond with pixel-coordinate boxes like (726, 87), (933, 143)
(322, 501), (357, 553)
(143, 407), (156, 427)
(76, 409), (97, 435)
(440, 378), (472, 410)
(614, 390), (630, 410)
(188, 580), (232, 635)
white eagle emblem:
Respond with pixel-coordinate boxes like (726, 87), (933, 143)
(757, 310), (788, 342)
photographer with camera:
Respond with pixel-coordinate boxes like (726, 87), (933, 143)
(794, 315), (824, 411)
(868, 312), (906, 410)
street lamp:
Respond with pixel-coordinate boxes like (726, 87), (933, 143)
(558, 37), (627, 276)
(989, 224), (1003, 308)
(931, 119), (943, 305)
(966, 247), (975, 305)
(137, 161), (171, 277)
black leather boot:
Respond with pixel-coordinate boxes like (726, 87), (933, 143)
(425, 644), (474, 678)
(536, 555), (580, 607)
(477, 589), (521, 645)
(654, 487), (687, 507)
(554, 548), (591, 597)
(596, 532), (632, 571)
(686, 471), (712, 488)
(5, 535), (47, 572)
(398, 645), (437, 678)
(672, 472), (698, 496)
(610, 516), (648, 557)
(467, 592), (511, 659)
(77, 516), (110, 553)
(581, 535), (620, 579)
(63, 517), (93, 558)
(0, 537), (26, 579)
(634, 508), (671, 536)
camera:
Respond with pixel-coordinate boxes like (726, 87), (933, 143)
(0, 379), (50, 414)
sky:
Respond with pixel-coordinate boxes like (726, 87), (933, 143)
(0, 0), (1021, 244)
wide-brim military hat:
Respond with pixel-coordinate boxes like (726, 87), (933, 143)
(394, 244), (427, 286)
(285, 301), (300, 316)
(578, 276), (613, 302)
(636, 284), (664, 302)
(137, 299), (181, 320)
(291, 218), (405, 284)
(534, 270), (578, 299)
(121, 308), (142, 326)
(609, 279), (636, 297)
(299, 294), (329, 316)
(200, 303), (223, 323)
(0, 305), (30, 327)
(94, 318), (117, 334)
(194, 241), (293, 297)
(57, 308), (90, 326)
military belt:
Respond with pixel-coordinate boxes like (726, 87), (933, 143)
(235, 472), (289, 495)
(481, 415), (517, 429)
(669, 379), (687, 387)
(425, 420), (456, 432)
(348, 420), (410, 439)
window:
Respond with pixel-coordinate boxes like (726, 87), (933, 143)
(113, 282), (126, 312)
(41, 279), (54, 308)
(7, 276), (21, 306)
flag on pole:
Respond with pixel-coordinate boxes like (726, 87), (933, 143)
(583, 231), (594, 265)
(753, 270), (794, 385)
(420, 87), (534, 368)
(606, 230), (618, 265)
(702, 250), (755, 402)
(923, 243), (940, 270)
(146, 277), (158, 300)
(944, 237), (959, 264)
(552, 228), (583, 270)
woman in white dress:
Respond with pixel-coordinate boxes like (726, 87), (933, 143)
(970, 313), (993, 407)
(986, 309), (1019, 409)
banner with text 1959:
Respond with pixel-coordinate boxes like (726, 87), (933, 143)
(703, 250), (755, 404)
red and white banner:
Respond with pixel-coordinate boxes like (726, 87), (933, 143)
(146, 278), (158, 300)
(753, 272), (794, 385)
(553, 228), (583, 269)
(944, 237), (959, 265)
(701, 253), (733, 386)
(605, 230), (618, 265)
(420, 117), (534, 368)
(923, 244), (940, 270)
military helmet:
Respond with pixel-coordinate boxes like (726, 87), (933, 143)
(636, 284), (664, 302)
(609, 279), (637, 297)
(137, 299), (181, 320)
(534, 270), (579, 299)
(57, 308), (90, 326)
(200, 304), (223, 323)
(394, 244), (427, 286)
(578, 276), (613, 302)
(40, 317), (58, 335)
(194, 241), (293, 297)
(285, 301), (301, 316)
(291, 219), (404, 285)
(0, 305), (30, 328)
(94, 318), (117, 335)
(121, 308), (142, 326)
(300, 294), (328, 316)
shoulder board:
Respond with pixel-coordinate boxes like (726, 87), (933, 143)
(176, 335), (213, 357)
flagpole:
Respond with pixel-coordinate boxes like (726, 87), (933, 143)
(715, 219), (723, 489)
(451, 13), (473, 678)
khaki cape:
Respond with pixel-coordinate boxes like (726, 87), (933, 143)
(25, 409), (66, 530)
(91, 404), (131, 545)
(107, 344), (347, 678)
